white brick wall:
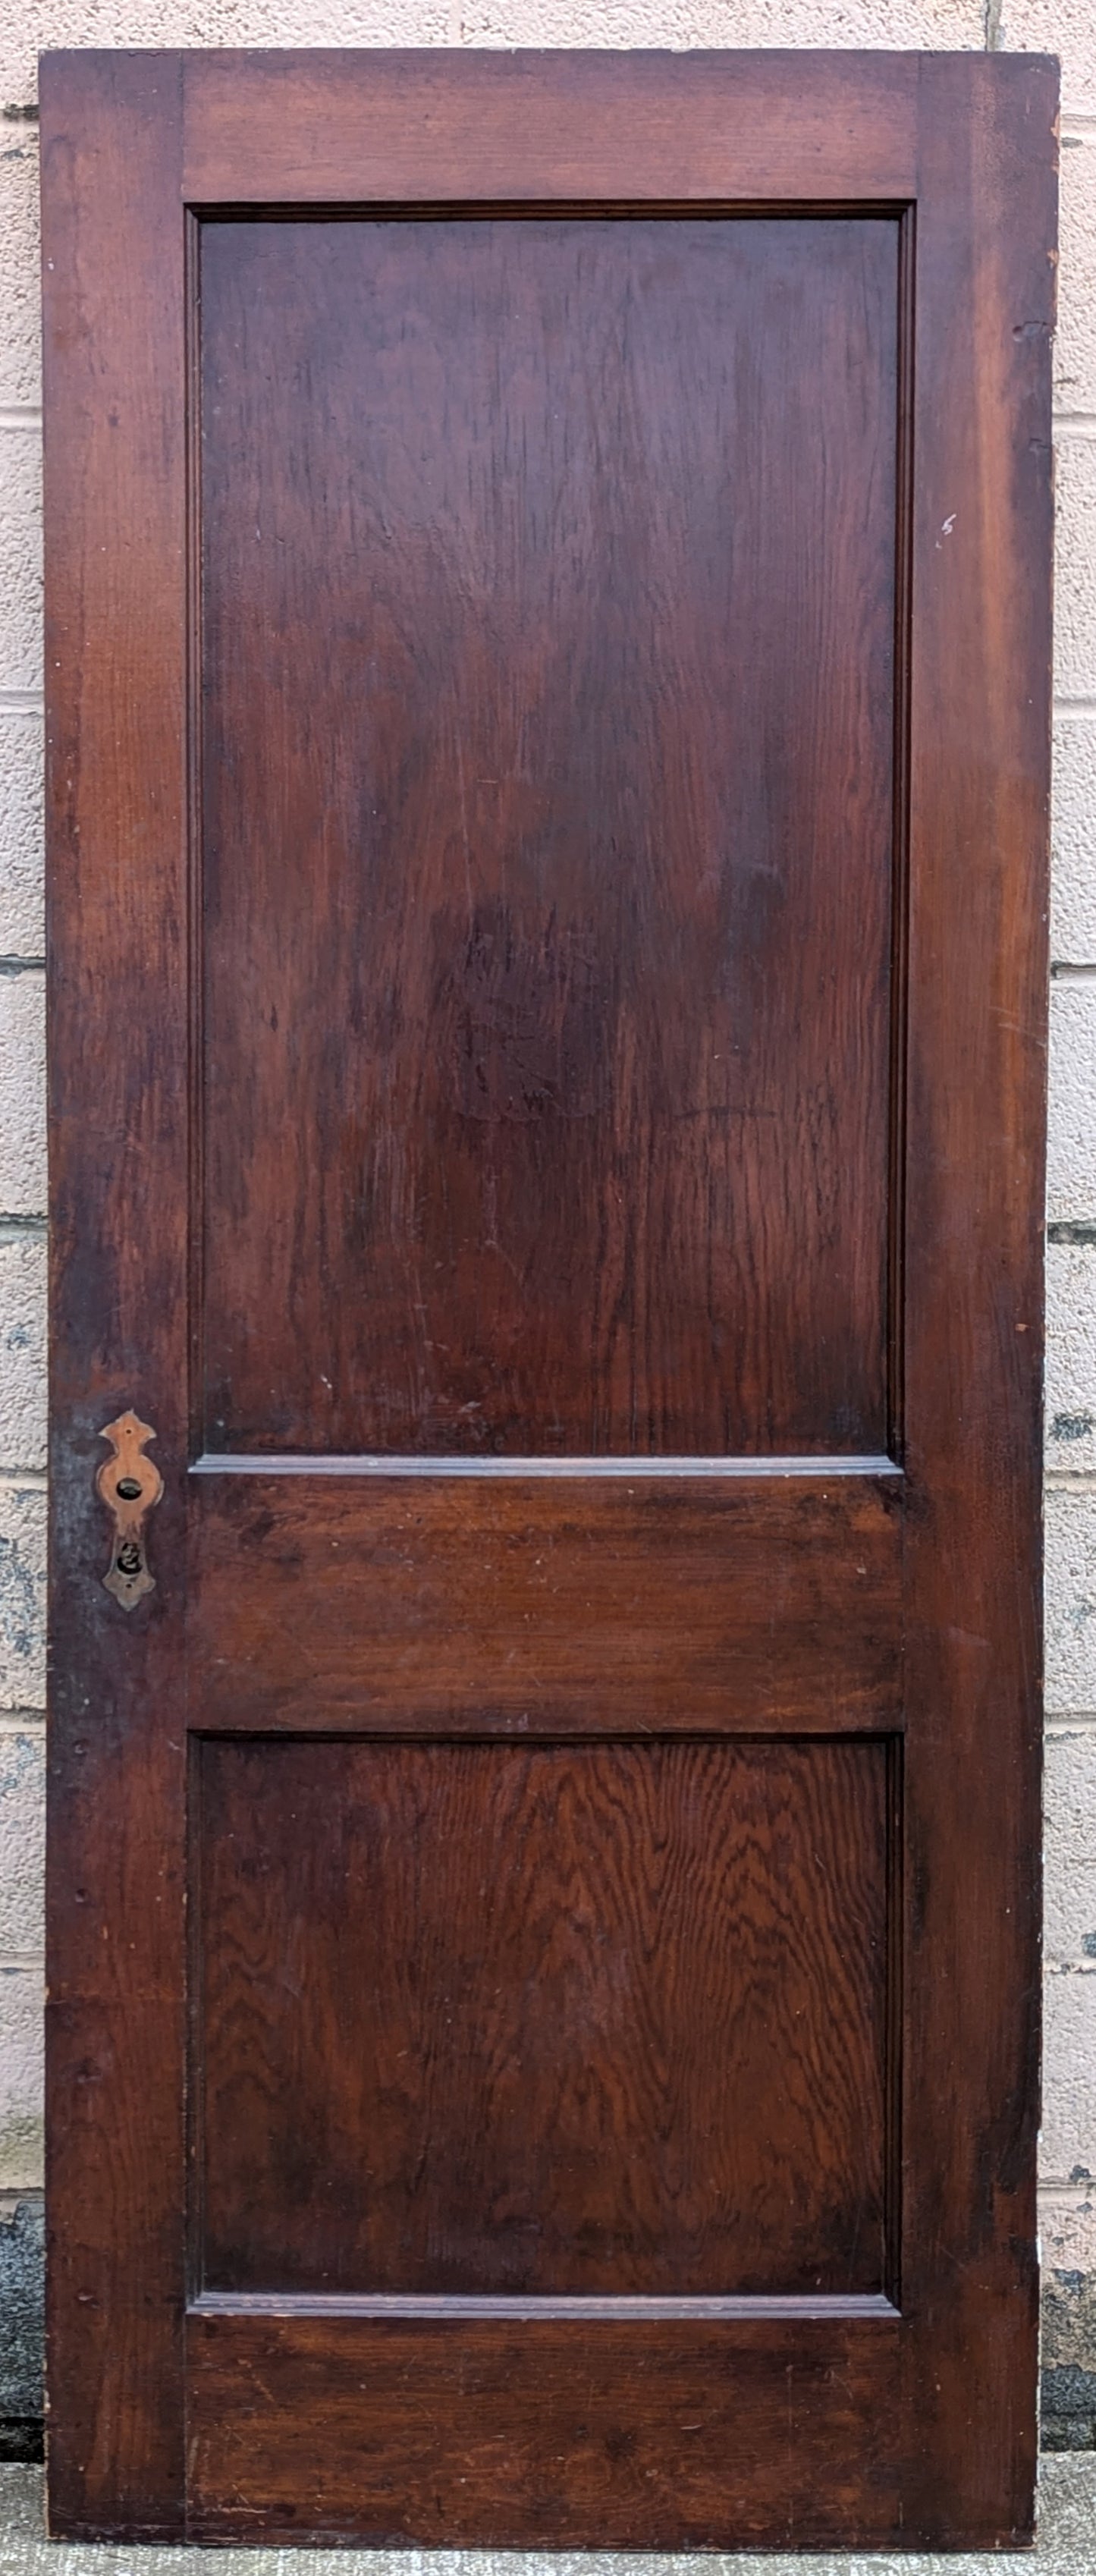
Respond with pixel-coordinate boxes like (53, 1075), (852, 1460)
(0, 0), (1091, 2390)
(0, 722), (43, 963)
(999, 0), (1095, 113)
(0, 1734), (42, 1955)
(0, 56), (44, 2203)
(1044, 3), (1096, 2300)
(1051, 718), (1096, 961)
(0, 49), (45, 2245)
(1047, 1244), (1096, 1473)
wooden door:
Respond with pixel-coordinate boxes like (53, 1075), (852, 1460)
(41, 50), (1055, 2548)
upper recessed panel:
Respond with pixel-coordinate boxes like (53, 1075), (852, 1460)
(199, 216), (898, 1455)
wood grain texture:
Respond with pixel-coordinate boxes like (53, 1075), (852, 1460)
(41, 53), (188, 2540)
(181, 49), (919, 206)
(196, 1736), (891, 2298)
(891, 54), (1055, 2542)
(185, 2307), (903, 2547)
(187, 1470), (903, 1732)
(41, 46), (1055, 2549)
(199, 213), (897, 1458)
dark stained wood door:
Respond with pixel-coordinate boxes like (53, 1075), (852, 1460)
(41, 50), (1055, 2548)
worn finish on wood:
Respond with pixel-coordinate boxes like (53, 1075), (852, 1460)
(200, 213), (897, 1459)
(42, 46), (1054, 2549)
(188, 1472), (903, 1731)
(181, 48), (921, 205)
(41, 52), (188, 2542)
(185, 2308), (903, 2548)
(196, 1736), (892, 2298)
(891, 55), (1055, 2543)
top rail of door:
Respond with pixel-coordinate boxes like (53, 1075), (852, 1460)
(36, 48), (948, 206)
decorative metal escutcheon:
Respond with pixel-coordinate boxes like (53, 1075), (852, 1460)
(96, 1412), (164, 1610)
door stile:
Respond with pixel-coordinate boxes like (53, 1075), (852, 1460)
(896, 53), (1054, 2540)
(42, 52), (190, 2538)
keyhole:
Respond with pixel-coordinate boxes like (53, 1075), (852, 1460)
(115, 1477), (143, 1501)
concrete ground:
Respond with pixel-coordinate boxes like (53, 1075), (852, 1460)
(0, 2467), (1093, 2574)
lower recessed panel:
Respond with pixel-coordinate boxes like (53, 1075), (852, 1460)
(195, 1736), (893, 2298)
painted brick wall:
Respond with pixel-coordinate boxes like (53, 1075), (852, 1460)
(1006, 0), (1096, 2454)
(0, 0), (1091, 2449)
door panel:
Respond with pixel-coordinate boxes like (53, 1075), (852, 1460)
(42, 49), (1054, 2548)
(199, 215), (897, 1459)
(196, 1734), (894, 2299)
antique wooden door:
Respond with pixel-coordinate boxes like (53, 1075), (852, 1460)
(41, 50), (1054, 2547)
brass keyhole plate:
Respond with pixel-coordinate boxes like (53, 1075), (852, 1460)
(96, 1412), (164, 1610)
